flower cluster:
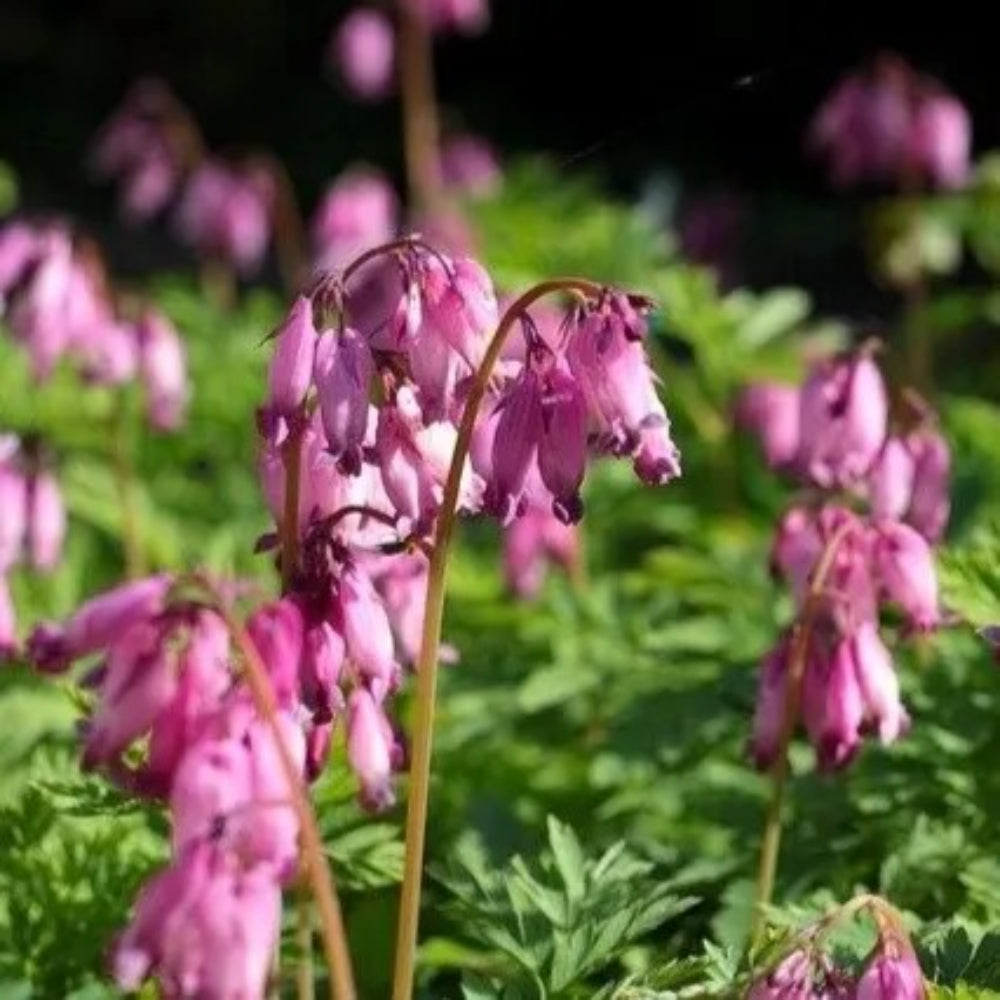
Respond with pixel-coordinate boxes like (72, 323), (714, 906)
(88, 77), (195, 224)
(807, 52), (971, 190)
(175, 160), (277, 277)
(90, 81), (280, 280)
(257, 236), (679, 802)
(749, 899), (925, 1000)
(0, 219), (189, 423)
(25, 575), (318, 997)
(0, 434), (66, 656)
(737, 349), (948, 770)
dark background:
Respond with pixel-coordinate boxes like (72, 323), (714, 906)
(0, 0), (992, 299)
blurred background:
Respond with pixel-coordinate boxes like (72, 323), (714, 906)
(1, 0), (994, 304)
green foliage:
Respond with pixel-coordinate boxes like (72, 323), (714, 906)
(2, 154), (1000, 1000)
(435, 817), (696, 998)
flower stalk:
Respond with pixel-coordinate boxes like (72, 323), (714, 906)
(390, 278), (599, 1000)
(751, 521), (853, 944)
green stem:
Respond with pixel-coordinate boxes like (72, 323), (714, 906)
(390, 278), (599, 1000)
(111, 392), (143, 579)
(296, 884), (315, 1000)
(750, 521), (853, 944)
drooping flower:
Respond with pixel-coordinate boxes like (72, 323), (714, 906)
(347, 687), (399, 810)
(28, 574), (174, 674)
(331, 8), (396, 101)
(267, 295), (317, 420)
(735, 382), (801, 470)
(26, 469), (66, 572)
(871, 520), (940, 631)
(176, 160), (275, 275)
(311, 168), (398, 273)
(112, 841), (282, 1000)
(796, 352), (888, 488)
(314, 326), (374, 475)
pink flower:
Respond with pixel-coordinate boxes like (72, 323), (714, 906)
(347, 687), (398, 810)
(0, 221), (42, 295)
(872, 520), (940, 631)
(339, 563), (400, 700)
(906, 429), (950, 543)
(856, 944), (925, 1000)
(797, 353), (888, 488)
(484, 369), (543, 524)
(300, 622), (346, 721)
(136, 308), (189, 430)
(311, 169), (398, 272)
(868, 437), (915, 522)
(770, 506), (822, 604)
(440, 134), (502, 197)
(5, 230), (77, 381)
(314, 326), (374, 475)
(176, 161), (274, 274)
(747, 950), (812, 1000)
(633, 420), (682, 486)
(0, 461), (27, 573)
(0, 575), (16, 658)
(267, 295), (317, 419)
(565, 294), (669, 460)
(750, 638), (789, 771)
(735, 382), (801, 470)
(852, 621), (909, 744)
(332, 8), (396, 101)
(416, 253), (498, 368)
(502, 503), (579, 600)
(909, 91), (971, 189)
(537, 366), (587, 523)
(28, 574), (173, 673)
(89, 78), (186, 224)
(246, 599), (306, 709)
(144, 611), (232, 794)
(83, 618), (182, 770)
(803, 638), (864, 772)
(27, 469), (66, 571)
(170, 736), (253, 852)
(113, 841), (282, 1000)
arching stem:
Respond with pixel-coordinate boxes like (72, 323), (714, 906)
(750, 521), (853, 945)
(390, 278), (599, 1000)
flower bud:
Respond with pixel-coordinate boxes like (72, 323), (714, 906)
(314, 326), (374, 475)
(267, 296), (316, 419)
(735, 382), (800, 469)
(332, 8), (396, 100)
(872, 520), (939, 630)
(537, 367), (587, 523)
(27, 470), (66, 571)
